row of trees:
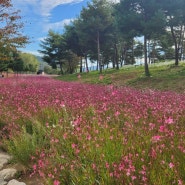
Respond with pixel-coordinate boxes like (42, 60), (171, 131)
(0, 51), (39, 74)
(39, 31), (79, 74)
(39, 0), (185, 76)
(0, 0), (28, 73)
(12, 52), (39, 73)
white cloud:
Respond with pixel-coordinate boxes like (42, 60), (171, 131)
(40, 0), (83, 17)
(12, 0), (82, 34)
(43, 18), (74, 32)
(12, 0), (38, 12)
(13, 0), (83, 17)
(108, 0), (120, 3)
(38, 37), (47, 42)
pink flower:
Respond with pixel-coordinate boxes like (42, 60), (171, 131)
(63, 133), (67, 139)
(165, 117), (174, 124)
(149, 123), (155, 130)
(38, 170), (45, 177)
(99, 75), (103, 80)
(115, 111), (120, 117)
(178, 180), (183, 185)
(169, 162), (174, 168)
(77, 74), (81, 79)
(126, 171), (130, 176)
(54, 180), (60, 185)
(48, 173), (53, 178)
(55, 139), (59, 143)
(110, 135), (113, 140)
(150, 148), (157, 158)
(105, 162), (110, 169)
(75, 149), (80, 154)
(132, 176), (136, 180)
(159, 125), (165, 132)
(109, 172), (113, 177)
(71, 143), (76, 149)
(38, 160), (44, 168)
(54, 167), (57, 173)
(33, 164), (37, 171)
(151, 135), (161, 142)
(92, 163), (96, 170)
(86, 134), (91, 140)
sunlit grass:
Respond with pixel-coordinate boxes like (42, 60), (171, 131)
(56, 60), (185, 92)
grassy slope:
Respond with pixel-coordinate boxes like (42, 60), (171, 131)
(56, 61), (185, 93)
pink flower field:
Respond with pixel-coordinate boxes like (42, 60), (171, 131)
(0, 76), (185, 185)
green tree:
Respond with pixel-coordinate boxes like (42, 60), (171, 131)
(63, 22), (84, 72)
(0, 0), (28, 71)
(63, 50), (79, 74)
(152, 31), (174, 60)
(19, 53), (39, 72)
(134, 41), (144, 60)
(161, 0), (185, 65)
(39, 30), (80, 74)
(11, 53), (24, 73)
(115, 0), (166, 76)
(39, 30), (66, 73)
(77, 0), (114, 73)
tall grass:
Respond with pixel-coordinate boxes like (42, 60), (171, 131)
(3, 120), (48, 166)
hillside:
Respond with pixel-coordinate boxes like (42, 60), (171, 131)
(56, 61), (185, 93)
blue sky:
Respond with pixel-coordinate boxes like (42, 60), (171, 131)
(12, 0), (92, 56)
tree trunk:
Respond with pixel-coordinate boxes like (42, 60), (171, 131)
(115, 43), (119, 70)
(180, 27), (185, 60)
(112, 56), (115, 68)
(80, 56), (83, 73)
(148, 40), (151, 64)
(68, 60), (73, 74)
(59, 61), (64, 75)
(120, 52), (123, 67)
(97, 31), (102, 73)
(85, 55), (89, 72)
(122, 44), (127, 65)
(96, 60), (99, 71)
(170, 26), (179, 66)
(174, 44), (179, 66)
(144, 35), (150, 76)
(132, 39), (135, 64)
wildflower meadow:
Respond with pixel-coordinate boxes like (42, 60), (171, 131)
(0, 76), (185, 185)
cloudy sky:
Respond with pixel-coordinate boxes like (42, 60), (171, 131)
(12, 0), (91, 56)
(12, 0), (119, 56)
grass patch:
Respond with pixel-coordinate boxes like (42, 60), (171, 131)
(3, 120), (48, 167)
(56, 61), (185, 93)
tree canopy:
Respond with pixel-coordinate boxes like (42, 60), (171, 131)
(115, 0), (166, 76)
(0, 0), (28, 72)
(161, 0), (185, 65)
(39, 0), (185, 76)
(39, 30), (79, 74)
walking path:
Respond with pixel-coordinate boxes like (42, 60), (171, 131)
(0, 150), (26, 185)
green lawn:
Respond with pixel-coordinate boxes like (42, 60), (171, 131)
(56, 60), (185, 93)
